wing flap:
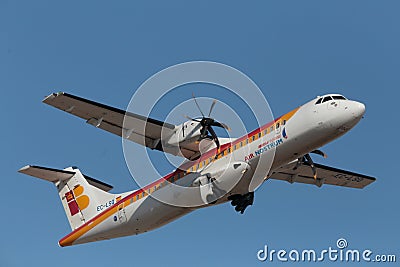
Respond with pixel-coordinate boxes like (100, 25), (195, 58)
(271, 162), (376, 189)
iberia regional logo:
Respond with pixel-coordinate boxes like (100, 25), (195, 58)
(65, 185), (90, 216)
(282, 127), (288, 139)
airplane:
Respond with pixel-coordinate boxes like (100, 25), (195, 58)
(19, 92), (375, 247)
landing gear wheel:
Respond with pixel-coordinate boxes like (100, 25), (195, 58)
(228, 192), (254, 214)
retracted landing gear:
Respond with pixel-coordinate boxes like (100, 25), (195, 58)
(228, 192), (254, 214)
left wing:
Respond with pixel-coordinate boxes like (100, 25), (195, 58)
(270, 161), (376, 189)
(43, 92), (199, 158)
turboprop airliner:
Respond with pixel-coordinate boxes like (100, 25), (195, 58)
(19, 92), (375, 247)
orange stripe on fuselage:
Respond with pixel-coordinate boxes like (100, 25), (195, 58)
(58, 107), (300, 246)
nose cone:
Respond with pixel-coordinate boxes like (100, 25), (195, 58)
(352, 101), (366, 119)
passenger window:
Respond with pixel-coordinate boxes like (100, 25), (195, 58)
(315, 98), (323, 105)
(276, 122), (280, 128)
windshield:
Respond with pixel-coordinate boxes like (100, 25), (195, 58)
(315, 94), (347, 105)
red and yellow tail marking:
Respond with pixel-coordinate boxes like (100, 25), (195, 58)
(65, 185), (90, 216)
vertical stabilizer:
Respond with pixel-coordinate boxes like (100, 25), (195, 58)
(18, 165), (115, 230)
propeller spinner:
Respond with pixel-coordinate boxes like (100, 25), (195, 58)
(185, 93), (231, 151)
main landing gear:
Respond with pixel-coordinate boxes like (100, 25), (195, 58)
(228, 192), (254, 214)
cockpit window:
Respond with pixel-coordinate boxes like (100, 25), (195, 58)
(332, 95), (346, 100)
(316, 95), (346, 105)
(322, 96), (333, 103)
(315, 98), (323, 105)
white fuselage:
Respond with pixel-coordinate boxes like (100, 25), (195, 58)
(70, 96), (366, 245)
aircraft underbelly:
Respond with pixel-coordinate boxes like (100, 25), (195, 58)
(126, 197), (192, 233)
(75, 197), (192, 244)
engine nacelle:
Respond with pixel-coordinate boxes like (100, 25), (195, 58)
(159, 120), (234, 159)
(193, 161), (251, 204)
(165, 120), (202, 146)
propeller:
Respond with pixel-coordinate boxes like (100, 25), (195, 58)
(293, 150), (328, 179)
(185, 93), (231, 151)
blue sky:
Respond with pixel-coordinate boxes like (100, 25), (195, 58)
(3, 1), (399, 266)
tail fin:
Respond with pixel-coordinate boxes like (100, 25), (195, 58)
(18, 165), (115, 230)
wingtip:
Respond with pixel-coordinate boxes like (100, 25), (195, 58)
(18, 165), (31, 173)
(42, 92), (65, 103)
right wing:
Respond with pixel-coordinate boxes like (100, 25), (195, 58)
(42, 92), (199, 158)
(270, 161), (376, 189)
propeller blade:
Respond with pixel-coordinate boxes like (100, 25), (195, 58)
(311, 149), (327, 158)
(183, 114), (201, 122)
(200, 125), (209, 138)
(293, 152), (324, 180)
(212, 121), (231, 131)
(192, 93), (205, 117)
(304, 154), (317, 179)
(208, 99), (217, 117)
(207, 126), (220, 150)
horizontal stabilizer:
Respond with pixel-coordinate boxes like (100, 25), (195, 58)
(18, 165), (75, 183)
(19, 165), (113, 192)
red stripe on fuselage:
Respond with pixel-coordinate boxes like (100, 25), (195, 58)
(59, 107), (300, 246)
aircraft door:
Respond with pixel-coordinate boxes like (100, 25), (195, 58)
(275, 121), (281, 134)
(117, 203), (127, 223)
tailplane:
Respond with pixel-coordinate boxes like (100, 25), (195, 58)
(18, 165), (115, 230)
